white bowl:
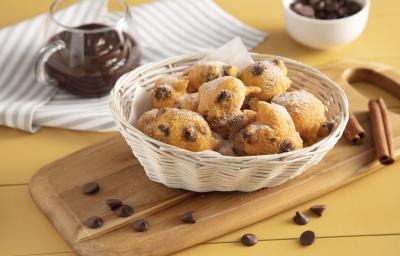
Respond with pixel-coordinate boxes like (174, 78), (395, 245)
(282, 0), (370, 49)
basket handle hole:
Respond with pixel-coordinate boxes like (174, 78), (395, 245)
(347, 68), (400, 113)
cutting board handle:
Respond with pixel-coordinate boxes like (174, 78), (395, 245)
(320, 60), (400, 100)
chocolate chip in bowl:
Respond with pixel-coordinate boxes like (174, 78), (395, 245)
(290, 0), (362, 20)
(283, 0), (370, 49)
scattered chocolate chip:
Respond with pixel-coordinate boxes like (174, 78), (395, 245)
(114, 204), (134, 217)
(300, 230), (315, 246)
(280, 140), (294, 153)
(86, 216), (103, 229)
(182, 127), (197, 142)
(106, 199), (122, 210)
(82, 182), (99, 195)
(293, 211), (310, 225)
(251, 63), (264, 76)
(241, 233), (258, 246)
(158, 124), (170, 137)
(154, 86), (172, 100)
(132, 219), (150, 232)
(216, 90), (232, 103)
(310, 205), (326, 216)
(181, 211), (196, 224)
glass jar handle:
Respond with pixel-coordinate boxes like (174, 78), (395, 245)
(34, 40), (66, 86)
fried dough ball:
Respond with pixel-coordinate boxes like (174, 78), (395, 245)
(232, 124), (284, 156)
(151, 77), (189, 109)
(231, 101), (303, 156)
(272, 90), (328, 146)
(137, 108), (219, 152)
(198, 76), (260, 138)
(255, 101), (303, 150)
(183, 61), (240, 92)
(240, 58), (291, 101)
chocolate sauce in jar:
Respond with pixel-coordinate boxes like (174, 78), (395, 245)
(45, 23), (141, 97)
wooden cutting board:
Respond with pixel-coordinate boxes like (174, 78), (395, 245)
(30, 60), (400, 256)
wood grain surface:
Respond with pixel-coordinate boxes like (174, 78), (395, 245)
(30, 60), (400, 255)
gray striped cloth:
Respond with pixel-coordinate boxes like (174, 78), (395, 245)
(0, 0), (267, 133)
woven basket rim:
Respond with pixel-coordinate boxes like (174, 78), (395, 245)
(110, 52), (349, 161)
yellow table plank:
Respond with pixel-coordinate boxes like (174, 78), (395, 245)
(0, 127), (115, 185)
(9, 236), (400, 256)
(2, 160), (400, 255)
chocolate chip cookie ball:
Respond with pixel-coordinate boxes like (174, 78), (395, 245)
(137, 108), (219, 152)
(240, 59), (291, 101)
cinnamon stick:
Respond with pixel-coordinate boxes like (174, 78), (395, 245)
(344, 113), (366, 145)
(368, 98), (394, 165)
(377, 97), (394, 162)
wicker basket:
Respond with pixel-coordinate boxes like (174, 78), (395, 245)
(110, 53), (349, 192)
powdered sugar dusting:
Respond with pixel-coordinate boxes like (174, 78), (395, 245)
(272, 90), (318, 111)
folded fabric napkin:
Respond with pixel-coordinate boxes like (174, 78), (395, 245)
(0, 0), (267, 133)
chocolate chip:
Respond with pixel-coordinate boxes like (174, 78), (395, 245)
(251, 63), (264, 76)
(114, 204), (134, 217)
(182, 127), (197, 142)
(204, 68), (220, 82)
(326, 12), (338, 19)
(222, 65), (236, 76)
(292, 3), (316, 18)
(158, 124), (170, 137)
(157, 108), (166, 117)
(290, 0), (361, 20)
(86, 216), (103, 229)
(154, 86), (172, 100)
(326, 1), (340, 12)
(82, 182), (99, 195)
(310, 205), (326, 216)
(106, 199), (122, 210)
(300, 230), (315, 246)
(132, 219), (150, 232)
(242, 130), (253, 144)
(316, 1), (326, 11)
(216, 90), (232, 103)
(181, 211), (196, 224)
(293, 211), (310, 225)
(241, 233), (258, 246)
(346, 1), (362, 15)
(280, 140), (294, 153)
(322, 120), (334, 131)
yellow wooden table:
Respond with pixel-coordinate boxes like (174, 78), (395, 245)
(1, 1), (400, 255)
